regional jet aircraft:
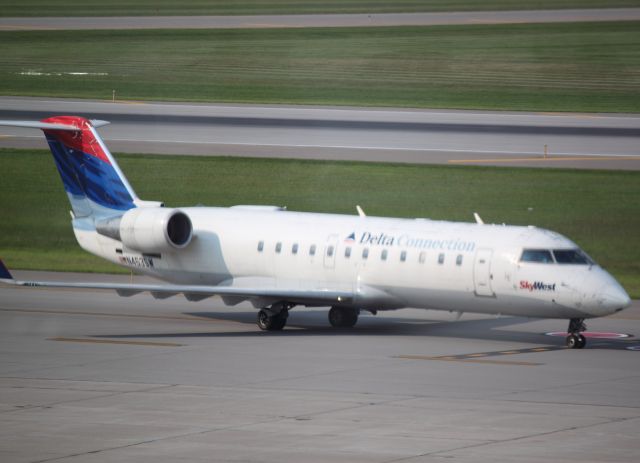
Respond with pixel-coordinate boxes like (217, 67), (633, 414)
(0, 117), (631, 348)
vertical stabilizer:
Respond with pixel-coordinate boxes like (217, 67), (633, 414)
(40, 116), (137, 218)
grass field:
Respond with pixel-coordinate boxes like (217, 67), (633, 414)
(2, 1), (639, 17)
(0, 149), (638, 297)
(1, 22), (639, 112)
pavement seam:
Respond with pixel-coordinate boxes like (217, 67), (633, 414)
(0, 384), (177, 416)
(381, 414), (640, 463)
(25, 394), (418, 463)
(492, 372), (640, 401)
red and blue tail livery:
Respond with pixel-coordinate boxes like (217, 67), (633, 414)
(40, 116), (137, 216)
(0, 116), (137, 217)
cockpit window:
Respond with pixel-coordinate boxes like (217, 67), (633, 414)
(520, 249), (554, 263)
(553, 249), (593, 265)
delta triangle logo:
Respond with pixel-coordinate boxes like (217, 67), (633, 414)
(344, 232), (356, 243)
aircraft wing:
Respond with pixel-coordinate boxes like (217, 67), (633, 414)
(0, 261), (353, 307)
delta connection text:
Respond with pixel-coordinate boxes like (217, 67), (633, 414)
(356, 232), (476, 252)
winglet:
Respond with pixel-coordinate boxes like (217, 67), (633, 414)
(0, 259), (13, 280)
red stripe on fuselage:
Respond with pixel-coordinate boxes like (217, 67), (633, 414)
(41, 116), (111, 165)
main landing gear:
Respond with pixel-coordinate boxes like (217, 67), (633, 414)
(257, 302), (291, 331)
(328, 306), (359, 328)
(566, 318), (587, 349)
(256, 304), (361, 331)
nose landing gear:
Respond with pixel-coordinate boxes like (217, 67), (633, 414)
(566, 318), (587, 349)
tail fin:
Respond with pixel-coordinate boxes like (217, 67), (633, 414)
(0, 116), (137, 217)
(40, 116), (137, 218)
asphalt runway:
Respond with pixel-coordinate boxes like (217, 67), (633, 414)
(2, 8), (640, 30)
(1, 270), (639, 462)
(1, 97), (639, 170)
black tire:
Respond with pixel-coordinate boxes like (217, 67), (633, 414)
(328, 307), (358, 328)
(271, 311), (288, 331)
(257, 309), (288, 331)
(257, 309), (272, 331)
(576, 334), (587, 349)
(566, 334), (579, 349)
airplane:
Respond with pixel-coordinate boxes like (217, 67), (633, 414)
(0, 116), (631, 349)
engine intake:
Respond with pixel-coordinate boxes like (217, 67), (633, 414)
(96, 208), (193, 253)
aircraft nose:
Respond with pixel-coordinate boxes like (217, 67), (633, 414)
(600, 284), (631, 313)
(579, 269), (631, 316)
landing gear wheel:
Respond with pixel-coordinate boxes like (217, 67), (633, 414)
(257, 308), (288, 331)
(271, 312), (288, 331)
(566, 334), (579, 349)
(566, 318), (587, 349)
(328, 307), (359, 328)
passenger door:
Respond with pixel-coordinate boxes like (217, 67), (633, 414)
(474, 248), (494, 297)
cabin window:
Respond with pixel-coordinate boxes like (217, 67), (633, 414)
(345, 247), (352, 258)
(362, 248), (369, 259)
(553, 249), (593, 265)
(275, 242), (282, 253)
(438, 253), (445, 265)
(419, 251), (426, 264)
(309, 244), (316, 256)
(520, 249), (553, 263)
(400, 250), (407, 262)
(456, 254), (463, 266)
(327, 245), (334, 257)
(292, 243), (299, 255)
(257, 241), (264, 252)
(381, 249), (388, 261)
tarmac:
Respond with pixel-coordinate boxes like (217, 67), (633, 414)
(1, 270), (639, 462)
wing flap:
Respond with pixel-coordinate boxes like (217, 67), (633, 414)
(116, 289), (144, 297)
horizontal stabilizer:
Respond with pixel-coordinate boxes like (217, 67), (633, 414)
(0, 119), (110, 131)
(0, 260), (13, 280)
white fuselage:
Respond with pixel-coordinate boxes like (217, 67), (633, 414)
(74, 207), (629, 320)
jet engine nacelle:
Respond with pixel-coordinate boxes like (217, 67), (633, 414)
(117, 208), (193, 253)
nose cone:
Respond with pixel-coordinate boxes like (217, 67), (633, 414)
(579, 268), (631, 317)
(600, 284), (631, 313)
